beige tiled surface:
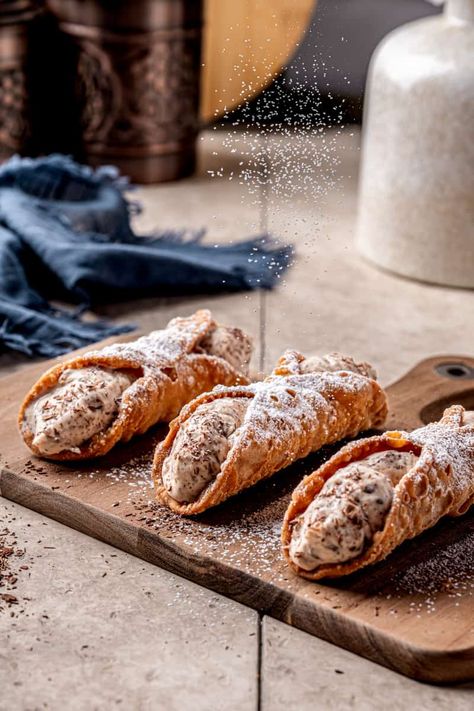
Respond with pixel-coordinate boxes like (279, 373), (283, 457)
(0, 499), (259, 711)
(262, 618), (474, 711)
(1, 127), (473, 709)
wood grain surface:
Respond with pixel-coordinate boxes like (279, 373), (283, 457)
(201, 0), (315, 122)
(1, 352), (473, 683)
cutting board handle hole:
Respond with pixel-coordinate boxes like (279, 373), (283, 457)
(435, 363), (474, 380)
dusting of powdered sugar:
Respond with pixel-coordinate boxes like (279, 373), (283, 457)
(217, 369), (380, 421)
(226, 369), (382, 454)
(409, 418), (474, 499)
(80, 443), (289, 587)
(140, 495), (289, 581)
(80, 451), (155, 494)
(384, 529), (474, 616)
(75, 442), (295, 581)
(88, 316), (208, 374)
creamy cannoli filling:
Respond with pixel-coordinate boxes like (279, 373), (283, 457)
(162, 397), (249, 502)
(25, 367), (134, 455)
(288, 450), (419, 571)
(197, 326), (252, 375)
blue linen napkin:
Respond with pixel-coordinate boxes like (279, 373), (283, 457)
(0, 155), (293, 357)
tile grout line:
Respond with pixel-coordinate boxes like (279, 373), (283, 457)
(258, 131), (270, 373)
(257, 131), (268, 707)
(257, 612), (263, 711)
(259, 291), (266, 373)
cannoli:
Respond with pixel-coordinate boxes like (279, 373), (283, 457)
(19, 310), (252, 460)
(283, 405), (474, 580)
(153, 351), (387, 514)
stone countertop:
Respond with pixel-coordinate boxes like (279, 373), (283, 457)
(1, 127), (473, 710)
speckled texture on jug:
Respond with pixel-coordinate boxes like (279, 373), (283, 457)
(356, 0), (474, 288)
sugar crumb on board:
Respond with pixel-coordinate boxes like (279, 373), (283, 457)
(380, 532), (474, 616)
(82, 452), (154, 492)
(71, 449), (290, 580)
(139, 497), (289, 582)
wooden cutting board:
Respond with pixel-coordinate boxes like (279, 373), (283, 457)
(201, 0), (315, 122)
(1, 353), (473, 683)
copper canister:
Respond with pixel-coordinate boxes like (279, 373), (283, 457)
(0, 1), (40, 159)
(46, 0), (203, 183)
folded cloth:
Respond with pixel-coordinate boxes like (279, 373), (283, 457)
(0, 155), (293, 357)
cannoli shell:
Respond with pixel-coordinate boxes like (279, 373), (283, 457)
(282, 405), (474, 580)
(19, 310), (248, 460)
(154, 351), (388, 514)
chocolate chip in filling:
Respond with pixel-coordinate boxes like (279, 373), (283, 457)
(162, 397), (249, 503)
(289, 450), (418, 571)
(25, 367), (134, 455)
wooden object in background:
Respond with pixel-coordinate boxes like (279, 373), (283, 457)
(1, 353), (473, 682)
(0, 0), (314, 176)
(201, 0), (315, 122)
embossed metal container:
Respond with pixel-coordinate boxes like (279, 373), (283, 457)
(0, 1), (39, 158)
(47, 0), (203, 183)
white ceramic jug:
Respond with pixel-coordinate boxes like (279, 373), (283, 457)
(356, 0), (474, 288)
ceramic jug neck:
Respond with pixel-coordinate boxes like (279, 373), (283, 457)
(446, 0), (474, 22)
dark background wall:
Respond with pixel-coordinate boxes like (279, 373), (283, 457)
(229, 0), (442, 126)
